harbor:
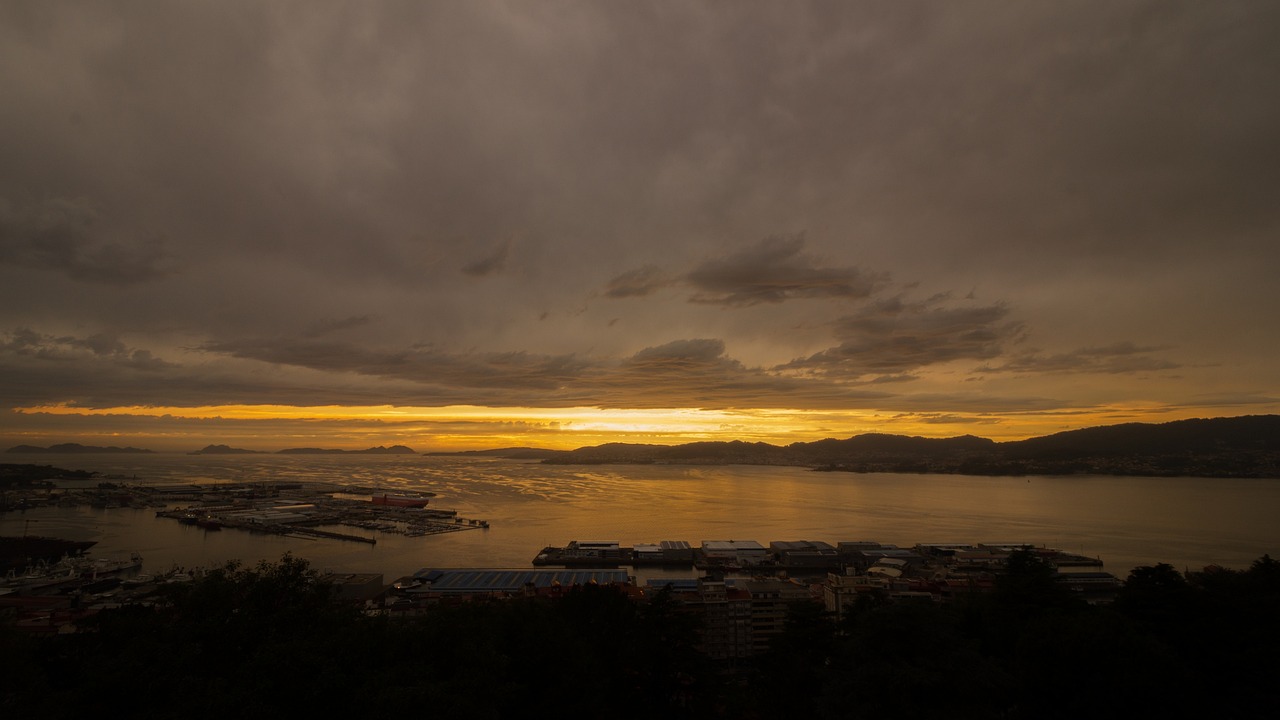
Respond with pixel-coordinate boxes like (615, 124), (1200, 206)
(533, 539), (1106, 577)
(3, 455), (1277, 585)
(2, 475), (490, 547)
(1, 547), (144, 596)
(2, 471), (495, 588)
(150, 482), (490, 544)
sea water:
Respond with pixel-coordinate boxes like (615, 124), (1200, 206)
(3, 453), (1277, 581)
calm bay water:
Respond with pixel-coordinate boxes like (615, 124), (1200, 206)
(4, 453), (1278, 581)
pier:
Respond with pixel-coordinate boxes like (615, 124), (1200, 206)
(532, 539), (1105, 576)
(276, 525), (377, 544)
(151, 483), (489, 546)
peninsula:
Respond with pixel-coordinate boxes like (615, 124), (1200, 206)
(518, 415), (1280, 478)
(275, 445), (417, 455)
(5, 443), (155, 454)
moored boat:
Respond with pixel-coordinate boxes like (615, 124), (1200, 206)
(371, 493), (430, 508)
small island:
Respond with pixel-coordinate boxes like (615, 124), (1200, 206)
(1, 463), (99, 486)
(6, 443), (154, 454)
(189, 444), (265, 455)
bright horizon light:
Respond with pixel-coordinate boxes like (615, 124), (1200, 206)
(6, 401), (1251, 453)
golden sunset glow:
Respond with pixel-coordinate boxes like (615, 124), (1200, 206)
(2, 3), (1277, 454)
(7, 400), (1258, 453)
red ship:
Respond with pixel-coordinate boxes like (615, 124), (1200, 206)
(371, 494), (430, 508)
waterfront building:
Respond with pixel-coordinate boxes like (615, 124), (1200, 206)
(564, 541), (622, 560)
(633, 543), (662, 562)
(660, 540), (694, 563)
(770, 540), (840, 568)
(701, 540), (768, 566)
(840, 545), (924, 572)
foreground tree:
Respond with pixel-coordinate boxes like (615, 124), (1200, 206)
(7, 552), (1279, 718)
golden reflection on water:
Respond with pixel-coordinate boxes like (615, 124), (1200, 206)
(2, 454), (1277, 581)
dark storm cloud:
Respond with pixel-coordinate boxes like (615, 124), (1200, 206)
(603, 234), (885, 307)
(0, 1), (1277, 432)
(631, 338), (728, 364)
(1, 318), (1064, 417)
(0, 197), (171, 285)
(976, 342), (1181, 375)
(779, 296), (1021, 379)
(116, 349), (174, 372)
(0, 328), (219, 408)
(869, 374), (920, 385)
(684, 235), (884, 306)
(194, 333), (896, 410)
(604, 265), (670, 298)
(462, 243), (510, 277)
(0, 335), (418, 409)
(201, 336), (587, 391)
(597, 338), (896, 410)
(1, 328), (176, 370)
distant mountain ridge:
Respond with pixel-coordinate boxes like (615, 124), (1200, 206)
(5, 443), (154, 454)
(6, 443), (417, 455)
(8, 416), (1278, 477)
(426, 447), (565, 460)
(276, 445), (416, 455)
(533, 415), (1280, 478)
(190, 444), (264, 455)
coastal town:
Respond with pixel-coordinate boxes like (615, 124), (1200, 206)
(2, 465), (1276, 716)
(4, 524), (1121, 657)
(0, 462), (1235, 659)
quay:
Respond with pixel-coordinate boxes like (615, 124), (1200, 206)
(150, 482), (489, 545)
(276, 525), (377, 544)
(533, 539), (1105, 576)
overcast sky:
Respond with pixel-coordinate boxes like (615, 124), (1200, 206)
(2, 1), (1277, 451)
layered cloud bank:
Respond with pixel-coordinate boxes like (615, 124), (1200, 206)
(2, 2), (1277, 449)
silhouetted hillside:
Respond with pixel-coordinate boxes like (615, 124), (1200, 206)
(543, 441), (786, 465)
(542, 415), (1280, 477)
(796, 433), (997, 461)
(277, 445), (416, 455)
(5, 443), (154, 454)
(425, 447), (567, 460)
(1004, 415), (1280, 457)
(190, 444), (264, 455)
(0, 463), (98, 486)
